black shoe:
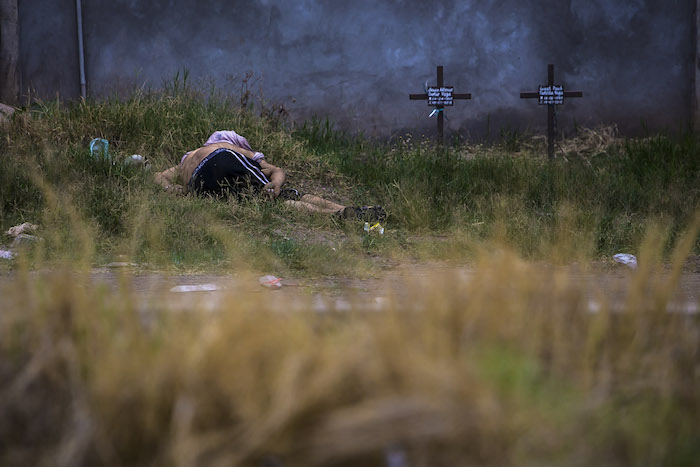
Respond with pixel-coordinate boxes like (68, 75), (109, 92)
(339, 205), (386, 222)
(359, 205), (387, 222)
(278, 188), (302, 201)
(338, 206), (357, 219)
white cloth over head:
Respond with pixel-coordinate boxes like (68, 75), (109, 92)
(181, 130), (265, 165)
(204, 130), (265, 161)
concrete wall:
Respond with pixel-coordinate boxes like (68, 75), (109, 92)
(18, 0), (696, 138)
(19, 0), (80, 100)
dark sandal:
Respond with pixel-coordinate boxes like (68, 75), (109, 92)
(337, 205), (386, 222)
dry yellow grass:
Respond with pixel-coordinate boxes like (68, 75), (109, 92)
(558, 124), (622, 159)
(1, 215), (699, 466)
(2, 85), (699, 466)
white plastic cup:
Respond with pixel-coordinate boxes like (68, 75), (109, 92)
(125, 154), (150, 168)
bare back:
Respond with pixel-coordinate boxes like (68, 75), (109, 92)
(179, 142), (259, 185)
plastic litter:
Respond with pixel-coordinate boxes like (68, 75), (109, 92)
(0, 103), (15, 121)
(10, 234), (39, 249)
(2, 224), (41, 260)
(613, 253), (637, 269)
(6, 222), (38, 237)
(364, 222), (385, 235)
(0, 249), (14, 260)
(259, 275), (282, 289)
(170, 284), (220, 293)
(125, 154), (151, 168)
(89, 138), (110, 160)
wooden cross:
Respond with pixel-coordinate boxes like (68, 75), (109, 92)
(410, 65), (471, 141)
(520, 64), (583, 159)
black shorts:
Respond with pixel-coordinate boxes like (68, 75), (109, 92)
(188, 148), (270, 197)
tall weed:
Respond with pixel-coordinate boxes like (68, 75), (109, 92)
(1, 84), (698, 272)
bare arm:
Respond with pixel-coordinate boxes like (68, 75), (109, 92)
(259, 160), (286, 198)
(154, 166), (184, 194)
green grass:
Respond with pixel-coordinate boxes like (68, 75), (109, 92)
(1, 80), (699, 274)
(295, 119), (700, 257)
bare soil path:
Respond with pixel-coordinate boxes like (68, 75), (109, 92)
(85, 259), (700, 315)
(2, 258), (698, 315)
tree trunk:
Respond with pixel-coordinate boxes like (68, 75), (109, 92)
(0, 0), (19, 105)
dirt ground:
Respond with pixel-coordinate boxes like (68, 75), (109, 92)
(2, 257), (699, 316)
(75, 258), (700, 315)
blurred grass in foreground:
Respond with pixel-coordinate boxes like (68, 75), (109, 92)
(0, 214), (699, 466)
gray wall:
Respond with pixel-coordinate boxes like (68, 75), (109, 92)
(19, 0), (80, 100)
(19, 0), (696, 139)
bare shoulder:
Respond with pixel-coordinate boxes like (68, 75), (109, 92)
(179, 143), (258, 183)
(180, 146), (210, 183)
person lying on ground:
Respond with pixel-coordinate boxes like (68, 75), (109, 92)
(154, 130), (386, 221)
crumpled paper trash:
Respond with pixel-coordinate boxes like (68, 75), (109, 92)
(7, 222), (38, 237)
(259, 275), (282, 289)
(2, 223), (41, 260)
(613, 253), (637, 269)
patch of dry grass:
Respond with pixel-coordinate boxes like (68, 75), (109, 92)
(558, 124), (623, 161)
